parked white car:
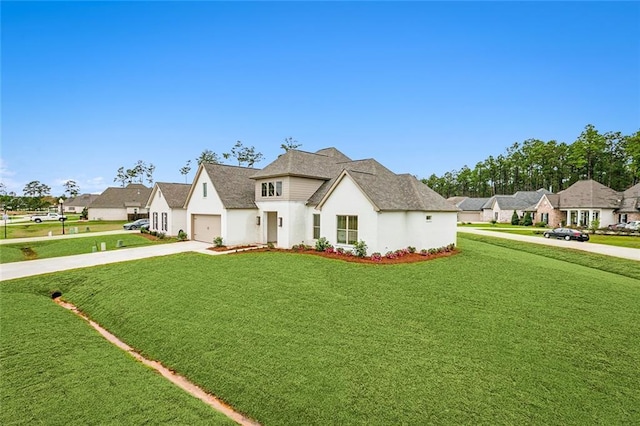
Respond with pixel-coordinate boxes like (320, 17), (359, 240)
(624, 220), (640, 231)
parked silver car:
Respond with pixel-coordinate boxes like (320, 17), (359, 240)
(123, 218), (149, 230)
(625, 221), (640, 231)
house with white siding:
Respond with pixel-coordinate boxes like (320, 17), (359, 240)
(88, 184), (151, 221)
(183, 148), (458, 253)
(146, 182), (191, 236)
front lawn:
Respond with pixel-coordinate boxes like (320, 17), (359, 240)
(2, 236), (638, 424)
(0, 234), (170, 263)
(0, 291), (234, 425)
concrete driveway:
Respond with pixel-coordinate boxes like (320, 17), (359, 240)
(0, 240), (215, 281)
(458, 228), (640, 261)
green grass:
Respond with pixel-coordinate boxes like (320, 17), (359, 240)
(0, 291), (234, 425)
(0, 220), (127, 240)
(461, 233), (640, 280)
(481, 228), (640, 249)
(2, 237), (639, 424)
(0, 234), (169, 263)
(457, 223), (533, 228)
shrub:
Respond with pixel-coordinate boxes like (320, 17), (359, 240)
(511, 210), (520, 225)
(522, 212), (533, 226)
(324, 246), (335, 254)
(446, 243), (455, 251)
(156, 232), (166, 240)
(420, 248), (428, 256)
(490, 219), (497, 226)
(590, 219), (600, 232)
(370, 252), (382, 262)
(336, 247), (345, 254)
(407, 246), (416, 253)
(315, 237), (332, 252)
(213, 236), (223, 247)
(80, 207), (88, 220)
(353, 240), (368, 258)
(428, 248), (437, 255)
(385, 251), (397, 259)
(177, 230), (187, 241)
(141, 228), (149, 234)
(267, 242), (275, 249)
(534, 221), (547, 228)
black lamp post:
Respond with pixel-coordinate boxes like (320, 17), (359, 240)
(59, 198), (65, 235)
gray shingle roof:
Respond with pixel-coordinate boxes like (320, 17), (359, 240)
(250, 148), (350, 180)
(618, 182), (640, 212)
(66, 193), (99, 207)
(310, 159), (458, 212)
(203, 164), (259, 209)
(89, 184), (152, 208)
(155, 183), (191, 209)
(482, 189), (550, 210)
(457, 197), (490, 211)
(558, 180), (622, 209)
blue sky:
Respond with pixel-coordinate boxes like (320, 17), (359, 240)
(2, 1), (639, 196)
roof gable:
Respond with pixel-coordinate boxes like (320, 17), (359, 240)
(192, 163), (259, 209)
(149, 183), (191, 209)
(314, 159), (458, 212)
(66, 193), (99, 207)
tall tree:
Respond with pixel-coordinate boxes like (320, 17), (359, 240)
(23, 181), (51, 197)
(180, 160), (192, 183)
(114, 161), (155, 187)
(63, 180), (80, 197)
(196, 149), (221, 165)
(224, 141), (264, 167)
(281, 137), (302, 152)
(114, 166), (132, 187)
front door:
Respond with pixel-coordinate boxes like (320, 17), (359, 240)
(267, 211), (277, 244)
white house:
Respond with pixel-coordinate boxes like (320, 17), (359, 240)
(184, 148), (458, 254)
(146, 182), (191, 236)
(184, 164), (260, 246)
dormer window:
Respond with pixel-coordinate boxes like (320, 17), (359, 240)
(261, 181), (282, 197)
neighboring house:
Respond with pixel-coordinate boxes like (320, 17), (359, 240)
(481, 189), (551, 223)
(447, 197), (490, 222)
(88, 184), (151, 221)
(184, 148), (458, 254)
(63, 194), (99, 214)
(146, 182), (191, 236)
(618, 182), (640, 223)
(533, 179), (622, 228)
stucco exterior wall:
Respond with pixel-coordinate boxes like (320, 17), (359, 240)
(225, 209), (260, 245)
(186, 170), (225, 239)
(255, 200), (307, 248)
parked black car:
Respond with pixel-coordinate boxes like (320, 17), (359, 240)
(543, 228), (590, 242)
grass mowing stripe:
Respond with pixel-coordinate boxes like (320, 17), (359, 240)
(458, 233), (640, 280)
(0, 291), (234, 425)
(3, 238), (638, 424)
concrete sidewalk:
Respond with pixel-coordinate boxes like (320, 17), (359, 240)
(0, 229), (138, 245)
(0, 240), (215, 281)
(458, 228), (640, 261)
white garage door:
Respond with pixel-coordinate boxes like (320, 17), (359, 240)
(192, 214), (221, 243)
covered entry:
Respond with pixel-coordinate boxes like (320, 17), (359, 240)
(191, 214), (221, 243)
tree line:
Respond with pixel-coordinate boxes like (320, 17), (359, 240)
(422, 124), (640, 198)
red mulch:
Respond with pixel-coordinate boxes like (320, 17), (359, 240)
(208, 245), (257, 252)
(227, 247), (459, 264)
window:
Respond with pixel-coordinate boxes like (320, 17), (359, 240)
(620, 213), (628, 223)
(337, 215), (358, 244)
(261, 180), (283, 198)
(161, 213), (168, 232)
(425, 215), (432, 222)
(313, 214), (320, 239)
(153, 212), (158, 230)
(202, 182), (207, 198)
